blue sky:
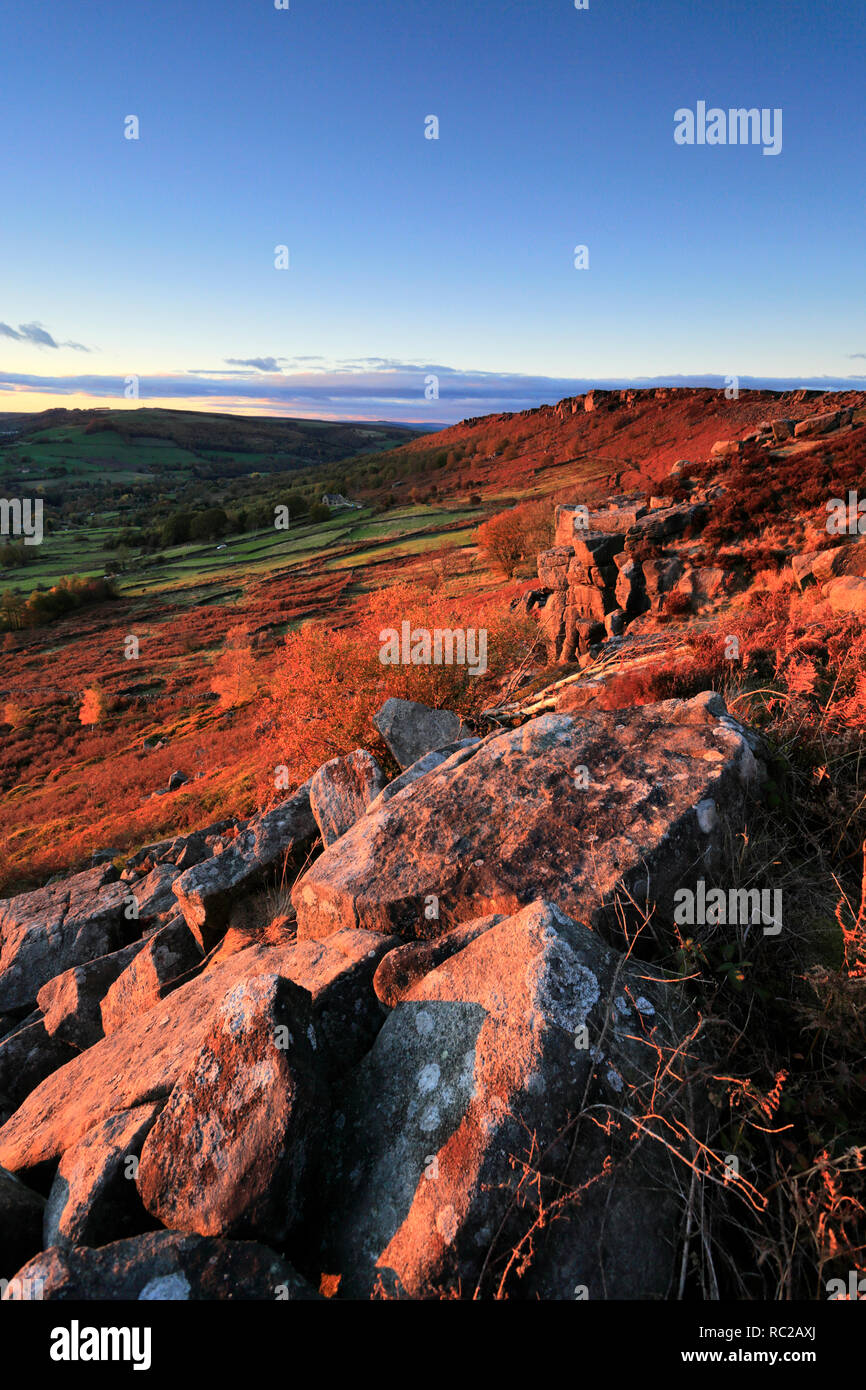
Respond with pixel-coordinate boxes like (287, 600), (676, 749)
(1, 0), (864, 421)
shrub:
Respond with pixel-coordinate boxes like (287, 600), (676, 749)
(476, 501), (554, 577)
(79, 685), (109, 726)
(267, 582), (537, 789)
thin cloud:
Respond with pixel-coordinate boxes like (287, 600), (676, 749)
(224, 356), (287, 373)
(0, 368), (863, 425)
(0, 320), (91, 351)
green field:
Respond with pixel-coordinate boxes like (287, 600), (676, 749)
(0, 408), (492, 618)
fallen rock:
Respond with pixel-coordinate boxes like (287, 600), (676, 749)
(0, 865), (129, 1012)
(0, 1166), (44, 1279)
(373, 698), (468, 770)
(710, 439), (743, 459)
(823, 575), (866, 616)
(373, 914), (503, 1007)
(173, 835), (211, 870)
(131, 863), (182, 922)
(811, 548), (849, 583)
(137, 974), (328, 1242)
(43, 1104), (161, 1249)
(100, 917), (203, 1036)
(313, 899), (700, 1299)
(794, 408), (851, 438)
(293, 697), (763, 947)
(366, 739), (480, 814)
(0, 1021), (76, 1126)
(791, 551), (819, 589)
(310, 749), (387, 846)
(172, 782), (318, 951)
(3, 1231), (320, 1301)
(0, 927), (394, 1171)
(37, 940), (148, 1050)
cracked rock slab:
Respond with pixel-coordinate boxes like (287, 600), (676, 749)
(0, 927), (394, 1173)
(313, 899), (699, 1299)
(137, 974), (328, 1243)
(0, 865), (128, 1013)
(293, 697), (764, 946)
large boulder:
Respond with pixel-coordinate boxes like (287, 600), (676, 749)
(812, 548), (850, 583)
(310, 750), (387, 846)
(823, 575), (866, 616)
(0, 927), (394, 1172)
(100, 917), (203, 1036)
(794, 408), (851, 438)
(366, 740), (480, 814)
(0, 865), (130, 1012)
(172, 783), (318, 950)
(36, 939), (148, 1050)
(0, 1166), (44, 1279)
(373, 699), (468, 770)
(710, 439), (743, 459)
(130, 863), (182, 922)
(771, 418), (795, 441)
(43, 1103), (161, 1249)
(373, 915), (504, 1007)
(0, 1021), (76, 1127)
(293, 697), (764, 948)
(137, 974), (328, 1242)
(313, 899), (700, 1299)
(3, 1231), (320, 1301)
(792, 551), (820, 589)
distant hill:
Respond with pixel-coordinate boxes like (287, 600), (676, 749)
(1, 406), (420, 470)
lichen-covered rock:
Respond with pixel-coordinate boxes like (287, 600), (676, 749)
(293, 697), (764, 948)
(3, 1231), (320, 1301)
(43, 1104), (161, 1249)
(366, 740), (480, 815)
(313, 899), (700, 1299)
(0, 927), (393, 1172)
(0, 865), (129, 1012)
(310, 749), (387, 846)
(372, 698), (468, 770)
(172, 783), (318, 950)
(137, 974), (328, 1242)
